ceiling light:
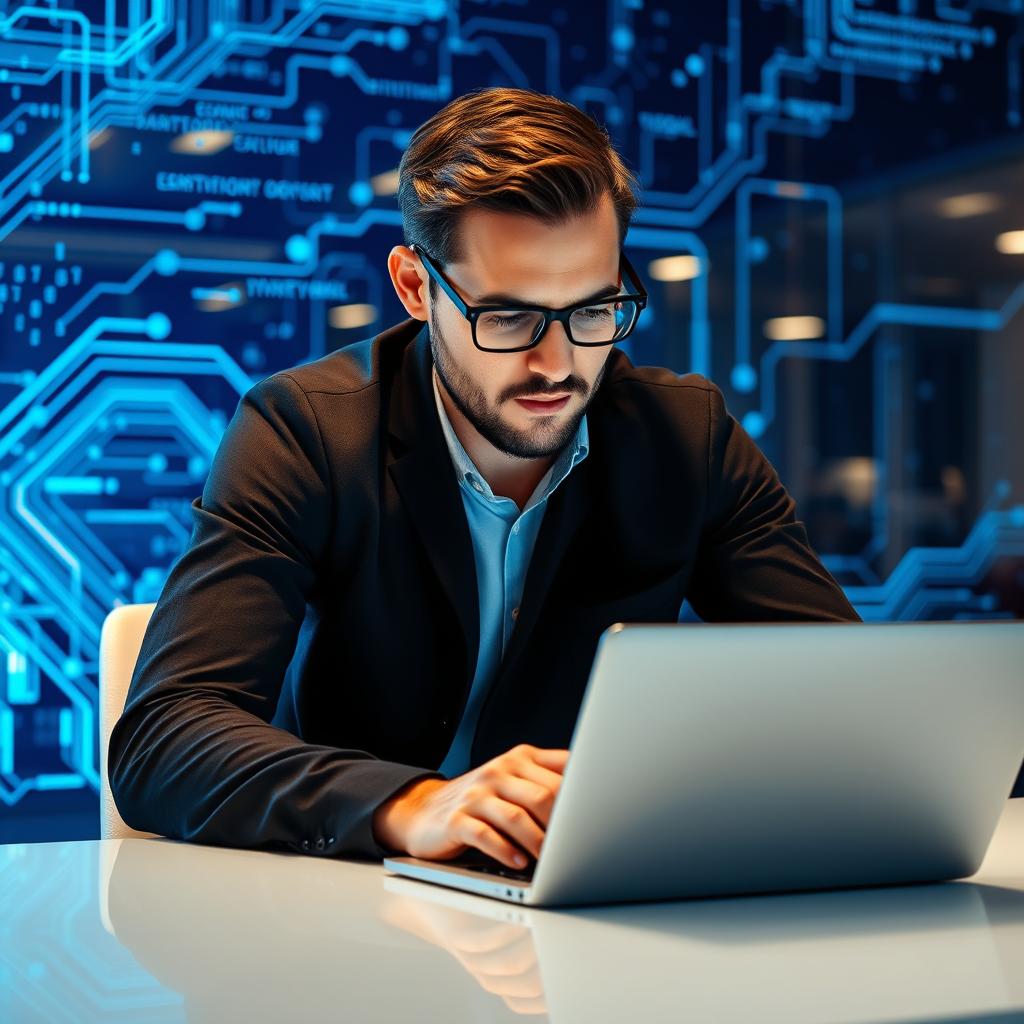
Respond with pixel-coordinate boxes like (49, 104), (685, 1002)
(937, 192), (1001, 218)
(822, 457), (877, 508)
(371, 169), (400, 195)
(170, 130), (234, 155)
(763, 315), (825, 341)
(995, 230), (1024, 255)
(88, 128), (112, 150)
(647, 254), (701, 282)
(329, 303), (378, 329)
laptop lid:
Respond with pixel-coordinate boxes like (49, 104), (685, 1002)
(524, 620), (1024, 906)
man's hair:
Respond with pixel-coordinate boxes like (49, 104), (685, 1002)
(397, 87), (640, 267)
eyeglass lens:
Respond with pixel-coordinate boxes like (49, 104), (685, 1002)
(475, 299), (639, 350)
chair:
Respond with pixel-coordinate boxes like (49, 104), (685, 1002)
(98, 602), (161, 839)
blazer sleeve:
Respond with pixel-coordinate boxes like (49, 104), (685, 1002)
(686, 381), (862, 623)
(107, 370), (446, 860)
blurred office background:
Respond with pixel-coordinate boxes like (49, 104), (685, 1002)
(1, 1), (1022, 843)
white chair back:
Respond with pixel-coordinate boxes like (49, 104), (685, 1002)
(98, 603), (160, 839)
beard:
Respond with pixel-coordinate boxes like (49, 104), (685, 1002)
(429, 305), (606, 460)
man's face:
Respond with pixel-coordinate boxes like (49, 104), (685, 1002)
(426, 192), (621, 460)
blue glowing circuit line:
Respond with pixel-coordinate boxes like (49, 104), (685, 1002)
(755, 284), (1024, 431)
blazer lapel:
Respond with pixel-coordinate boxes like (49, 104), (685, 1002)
(386, 322), (480, 695)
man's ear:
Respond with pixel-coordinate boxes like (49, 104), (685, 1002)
(388, 245), (429, 320)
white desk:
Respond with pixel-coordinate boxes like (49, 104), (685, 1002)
(3, 801), (1023, 1022)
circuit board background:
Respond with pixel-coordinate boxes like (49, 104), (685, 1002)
(1, 0), (1023, 846)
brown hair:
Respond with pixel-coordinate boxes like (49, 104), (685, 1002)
(397, 87), (639, 266)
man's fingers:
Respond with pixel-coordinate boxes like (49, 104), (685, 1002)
(491, 773), (556, 829)
(510, 760), (566, 800)
(454, 813), (528, 869)
(527, 747), (570, 772)
(477, 794), (545, 860)
(435, 746), (571, 868)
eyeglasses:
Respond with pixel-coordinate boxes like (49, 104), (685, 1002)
(411, 243), (648, 353)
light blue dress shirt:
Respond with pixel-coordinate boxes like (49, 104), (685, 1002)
(431, 366), (590, 778)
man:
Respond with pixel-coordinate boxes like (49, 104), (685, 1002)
(109, 87), (861, 873)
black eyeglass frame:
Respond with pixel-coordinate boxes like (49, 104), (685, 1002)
(411, 243), (649, 353)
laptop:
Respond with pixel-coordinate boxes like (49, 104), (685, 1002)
(382, 620), (1024, 907)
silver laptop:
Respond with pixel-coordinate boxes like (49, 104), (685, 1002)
(383, 620), (1024, 907)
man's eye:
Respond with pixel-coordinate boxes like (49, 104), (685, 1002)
(486, 313), (526, 328)
(577, 305), (615, 320)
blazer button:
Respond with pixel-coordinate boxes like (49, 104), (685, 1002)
(326, 835), (335, 846)
(301, 838), (310, 851)
(315, 837), (325, 850)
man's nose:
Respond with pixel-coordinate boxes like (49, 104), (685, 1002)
(525, 319), (574, 383)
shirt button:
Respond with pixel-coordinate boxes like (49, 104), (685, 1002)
(470, 478), (483, 493)
(512, 607), (520, 620)
(512, 523), (520, 534)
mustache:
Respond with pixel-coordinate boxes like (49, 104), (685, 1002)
(504, 379), (586, 401)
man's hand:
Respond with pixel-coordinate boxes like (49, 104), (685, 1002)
(372, 743), (570, 869)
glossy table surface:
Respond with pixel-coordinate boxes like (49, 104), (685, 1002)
(3, 801), (1023, 1023)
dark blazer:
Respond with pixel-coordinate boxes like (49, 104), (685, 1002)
(108, 317), (861, 861)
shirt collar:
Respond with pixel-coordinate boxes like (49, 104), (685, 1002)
(431, 364), (589, 510)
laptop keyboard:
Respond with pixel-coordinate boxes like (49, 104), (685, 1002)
(445, 850), (535, 882)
